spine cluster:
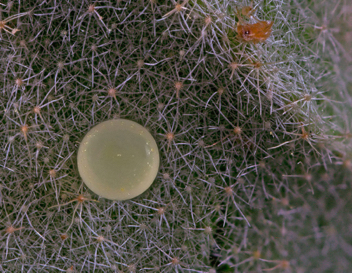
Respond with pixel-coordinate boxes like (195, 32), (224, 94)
(0, 0), (351, 272)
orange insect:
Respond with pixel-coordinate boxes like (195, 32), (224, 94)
(236, 7), (273, 43)
(241, 5), (255, 17)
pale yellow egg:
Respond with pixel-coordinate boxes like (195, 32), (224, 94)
(77, 119), (159, 200)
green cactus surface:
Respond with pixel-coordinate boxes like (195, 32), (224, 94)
(0, 0), (351, 272)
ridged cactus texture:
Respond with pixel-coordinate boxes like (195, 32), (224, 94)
(1, 0), (351, 272)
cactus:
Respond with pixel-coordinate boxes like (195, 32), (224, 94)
(0, 0), (351, 272)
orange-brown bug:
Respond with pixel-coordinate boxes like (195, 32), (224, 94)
(241, 5), (255, 17)
(236, 6), (273, 43)
(237, 20), (273, 43)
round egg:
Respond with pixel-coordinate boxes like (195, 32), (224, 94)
(77, 119), (159, 200)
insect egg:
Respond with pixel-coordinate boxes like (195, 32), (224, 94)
(77, 119), (160, 201)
